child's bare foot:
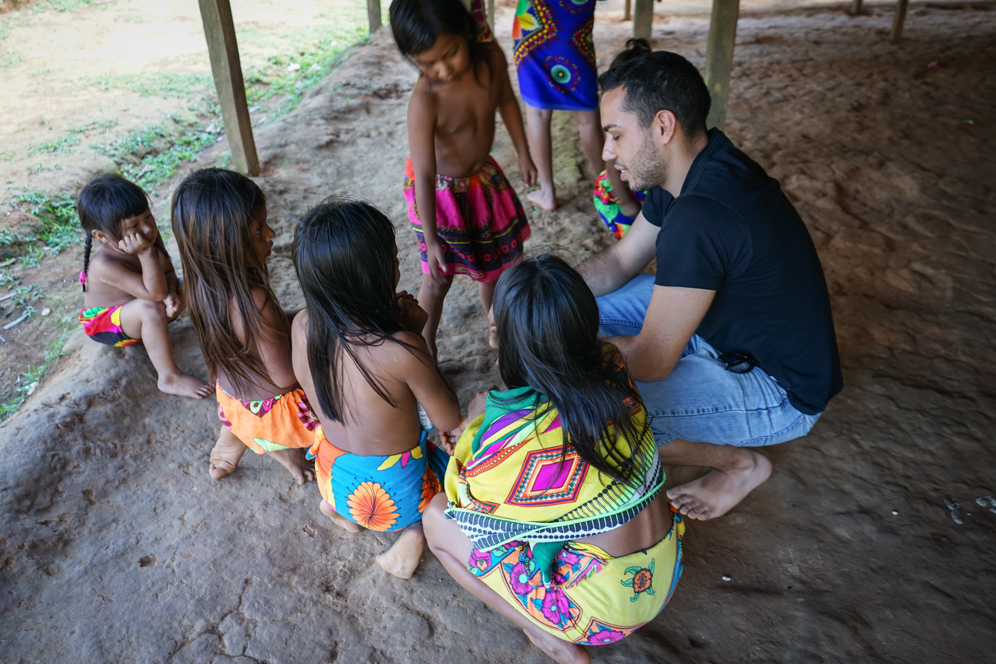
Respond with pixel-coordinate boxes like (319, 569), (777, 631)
(267, 448), (315, 485)
(158, 371), (212, 399)
(319, 499), (362, 533)
(524, 628), (589, 664)
(527, 187), (557, 211)
(209, 428), (248, 480)
(667, 450), (772, 520)
(376, 524), (425, 579)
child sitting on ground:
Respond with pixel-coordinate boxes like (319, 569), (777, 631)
(291, 198), (462, 579)
(171, 168), (316, 485)
(593, 38), (653, 239)
(76, 174), (211, 399)
(391, 0), (537, 357)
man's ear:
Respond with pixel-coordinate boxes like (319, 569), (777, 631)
(654, 110), (679, 146)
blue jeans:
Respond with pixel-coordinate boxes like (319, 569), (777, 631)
(597, 275), (821, 447)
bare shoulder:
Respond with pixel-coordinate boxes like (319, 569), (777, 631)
(382, 331), (432, 367)
(291, 309), (309, 341)
(483, 41), (507, 68)
(408, 76), (436, 112)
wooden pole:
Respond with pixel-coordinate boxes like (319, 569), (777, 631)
(368, 0), (382, 33)
(624, 0), (632, 21)
(704, 0), (740, 130)
(890, 0), (909, 43)
(198, 0), (259, 175)
(849, 0), (863, 15)
(633, 0), (653, 40)
(488, 0), (495, 31)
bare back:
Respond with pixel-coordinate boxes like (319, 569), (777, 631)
(291, 311), (461, 457)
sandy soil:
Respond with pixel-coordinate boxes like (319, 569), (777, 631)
(1, 1), (995, 662)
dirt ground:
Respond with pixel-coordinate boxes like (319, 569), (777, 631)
(2, 1), (995, 662)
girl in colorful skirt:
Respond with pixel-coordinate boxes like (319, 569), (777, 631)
(592, 38), (653, 238)
(171, 168), (316, 485)
(291, 198), (462, 579)
(423, 255), (683, 664)
(76, 174), (211, 399)
(391, 0), (537, 357)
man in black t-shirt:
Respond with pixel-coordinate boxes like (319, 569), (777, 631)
(580, 52), (842, 521)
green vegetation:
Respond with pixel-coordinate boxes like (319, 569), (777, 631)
(0, 364), (46, 422)
(93, 116), (218, 190)
(7, 189), (80, 252)
(68, 118), (118, 135)
(26, 134), (80, 155)
(30, 0), (94, 13)
(89, 72), (212, 99)
(1, 47), (22, 69)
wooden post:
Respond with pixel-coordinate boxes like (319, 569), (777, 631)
(633, 0), (653, 40)
(367, 0), (382, 33)
(198, 0), (259, 175)
(704, 0), (740, 130)
(488, 0), (495, 30)
(849, 0), (863, 15)
(624, 0), (632, 21)
(890, 0), (909, 43)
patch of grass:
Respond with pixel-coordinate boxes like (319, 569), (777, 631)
(0, 228), (35, 246)
(0, 149), (16, 162)
(19, 247), (44, 268)
(31, 0), (94, 12)
(26, 134), (80, 155)
(6, 190), (80, 253)
(27, 162), (61, 175)
(0, 364), (46, 423)
(0, 269), (18, 289)
(67, 118), (118, 135)
(244, 25), (370, 119)
(93, 116), (218, 190)
(1, 47), (22, 69)
(89, 71), (213, 98)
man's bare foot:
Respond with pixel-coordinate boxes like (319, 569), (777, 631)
(319, 499), (362, 533)
(666, 450), (772, 520)
(158, 372), (212, 399)
(375, 525), (425, 579)
(267, 448), (315, 485)
(209, 428), (248, 480)
(527, 187), (557, 211)
(523, 628), (589, 664)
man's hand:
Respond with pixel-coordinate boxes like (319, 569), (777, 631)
(424, 239), (448, 280)
(396, 291), (428, 335)
(117, 232), (153, 255)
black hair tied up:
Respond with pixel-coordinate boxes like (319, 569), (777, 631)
(76, 173), (150, 292)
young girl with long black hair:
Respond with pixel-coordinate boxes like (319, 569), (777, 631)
(172, 168), (316, 484)
(423, 255), (683, 664)
(291, 197), (461, 579)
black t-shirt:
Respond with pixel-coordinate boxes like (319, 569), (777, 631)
(642, 130), (842, 414)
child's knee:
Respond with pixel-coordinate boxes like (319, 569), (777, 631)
(139, 299), (168, 321)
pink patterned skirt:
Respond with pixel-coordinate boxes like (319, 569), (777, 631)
(404, 156), (530, 283)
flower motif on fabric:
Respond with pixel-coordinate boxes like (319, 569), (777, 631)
(545, 57), (580, 92)
(241, 395), (277, 417)
(468, 548), (492, 575)
(585, 624), (626, 645)
(621, 558), (655, 601)
(296, 399), (320, 431)
(217, 403), (232, 430)
(346, 481), (399, 531)
(418, 465), (441, 513)
(538, 588), (573, 627)
(377, 444), (423, 472)
(508, 560), (536, 596)
(560, 0), (594, 12)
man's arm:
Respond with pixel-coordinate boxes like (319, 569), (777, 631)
(610, 285), (715, 381)
(578, 212), (659, 297)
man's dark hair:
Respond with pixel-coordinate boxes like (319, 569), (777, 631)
(598, 51), (711, 138)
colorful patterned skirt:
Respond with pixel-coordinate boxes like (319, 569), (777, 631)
(468, 510), (684, 645)
(79, 305), (140, 347)
(216, 382), (318, 454)
(593, 169), (646, 239)
(513, 0), (598, 111)
(404, 156), (530, 283)
(308, 425), (449, 532)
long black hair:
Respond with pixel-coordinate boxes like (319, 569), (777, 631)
(171, 168), (272, 397)
(492, 255), (651, 486)
(389, 0), (492, 86)
(294, 198), (418, 423)
(76, 174), (150, 292)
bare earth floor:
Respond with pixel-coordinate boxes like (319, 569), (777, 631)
(1, 2), (995, 663)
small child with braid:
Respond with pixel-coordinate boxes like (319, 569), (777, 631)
(77, 174), (211, 399)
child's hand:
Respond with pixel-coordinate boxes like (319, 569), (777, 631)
(396, 291), (429, 334)
(164, 291), (184, 319)
(424, 239), (448, 281)
(467, 389), (494, 422)
(118, 232), (153, 255)
(519, 154), (538, 188)
(437, 427), (462, 455)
